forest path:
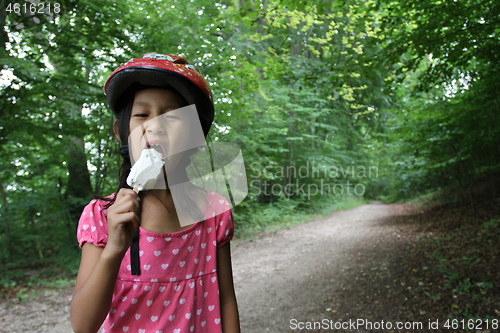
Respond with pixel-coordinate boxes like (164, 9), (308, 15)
(0, 202), (417, 333)
(232, 202), (416, 332)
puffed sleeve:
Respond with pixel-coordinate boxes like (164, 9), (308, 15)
(77, 199), (109, 248)
(215, 204), (235, 248)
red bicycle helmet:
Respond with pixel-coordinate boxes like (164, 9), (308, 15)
(105, 52), (214, 136)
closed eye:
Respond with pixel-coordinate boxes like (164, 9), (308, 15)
(133, 113), (149, 118)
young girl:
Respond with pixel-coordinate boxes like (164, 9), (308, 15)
(70, 53), (240, 333)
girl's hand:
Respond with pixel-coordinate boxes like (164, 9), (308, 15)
(105, 189), (141, 257)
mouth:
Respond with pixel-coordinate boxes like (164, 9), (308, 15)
(145, 140), (166, 161)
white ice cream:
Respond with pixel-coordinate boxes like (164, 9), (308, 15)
(127, 148), (165, 191)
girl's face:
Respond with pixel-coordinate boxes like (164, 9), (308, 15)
(128, 88), (191, 175)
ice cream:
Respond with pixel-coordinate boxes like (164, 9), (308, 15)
(127, 148), (165, 192)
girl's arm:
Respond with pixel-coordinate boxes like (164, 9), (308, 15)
(70, 243), (124, 333)
(217, 241), (241, 333)
(70, 189), (141, 333)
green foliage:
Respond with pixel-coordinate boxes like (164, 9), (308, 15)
(380, 0), (500, 91)
(1, 0), (498, 284)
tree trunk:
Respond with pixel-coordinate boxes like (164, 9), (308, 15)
(456, 166), (465, 208)
(65, 65), (93, 227)
(0, 181), (11, 266)
(66, 135), (93, 225)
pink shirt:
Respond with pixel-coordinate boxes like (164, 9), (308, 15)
(77, 190), (234, 333)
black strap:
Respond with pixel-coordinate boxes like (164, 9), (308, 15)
(130, 226), (140, 275)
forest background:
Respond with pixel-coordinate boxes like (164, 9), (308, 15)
(0, 0), (499, 295)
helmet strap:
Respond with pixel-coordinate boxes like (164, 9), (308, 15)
(130, 227), (141, 275)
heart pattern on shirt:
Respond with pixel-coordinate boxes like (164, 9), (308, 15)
(79, 191), (234, 332)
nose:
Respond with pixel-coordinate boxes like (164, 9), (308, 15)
(145, 115), (165, 134)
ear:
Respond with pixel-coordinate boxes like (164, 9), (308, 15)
(113, 120), (121, 143)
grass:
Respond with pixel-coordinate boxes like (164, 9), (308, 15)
(0, 248), (80, 297)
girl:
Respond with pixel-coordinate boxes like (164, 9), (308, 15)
(70, 53), (240, 333)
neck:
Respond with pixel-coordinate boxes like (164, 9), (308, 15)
(138, 182), (206, 233)
(139, 189), (182, 233)
(142, 189), (174, 210)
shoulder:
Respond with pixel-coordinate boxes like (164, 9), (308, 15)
(80, 194), (115, 221)
(77, 194), (115, 248)
(206, 191), (234, 247)
(207, 191), (231, 215)
(82, 193), (115, 211)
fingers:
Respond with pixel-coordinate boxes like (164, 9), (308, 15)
(105, 189), (142, 256)
(112, 189), (140, 212)
(115, 188), (141, 206)
(112, 198), (140, 215)
(110, 211), (141, 230)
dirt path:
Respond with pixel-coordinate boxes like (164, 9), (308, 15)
(232, 202), (418, 332)
(0, 202), (418, 333)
